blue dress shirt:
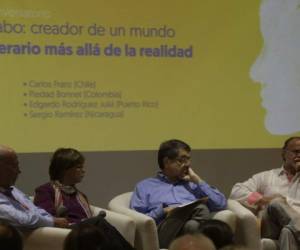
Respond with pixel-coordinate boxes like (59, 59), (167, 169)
(0, 186), (54, 229)
(130, 172), (227, 224)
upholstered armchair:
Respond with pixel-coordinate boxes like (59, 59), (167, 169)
(23, 205), (136, 250)
(108, 192), (237, 250)
(227, 199), (277, 250)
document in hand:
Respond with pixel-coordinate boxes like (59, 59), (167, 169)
(168, 196), (209, 217)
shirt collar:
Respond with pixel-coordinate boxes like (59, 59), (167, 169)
(279, 165), (300, 181)
(278, 166), (286, 176)
(0, 186), (14, 197)
(157, 171), (167, 181)
(0, 186), (13, 193)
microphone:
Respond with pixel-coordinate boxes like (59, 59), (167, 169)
(57, 205), (68, 217)
(97, 210), (106, 218)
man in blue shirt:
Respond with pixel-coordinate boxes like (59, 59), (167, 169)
(0, 145), (68, 230)
(130, 139), (227, 248)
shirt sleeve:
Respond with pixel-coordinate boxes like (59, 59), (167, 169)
(130, 185), (165, 224)
(0, 191), (54, 229)
(230, 172), (265, 206)
(192, 182), (227, 211)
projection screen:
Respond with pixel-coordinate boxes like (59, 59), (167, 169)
(0, 0), (299, 153)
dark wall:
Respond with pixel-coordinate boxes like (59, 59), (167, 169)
(17, 148), (282, 208)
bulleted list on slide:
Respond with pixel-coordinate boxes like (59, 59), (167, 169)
(21, 80), (159, 120)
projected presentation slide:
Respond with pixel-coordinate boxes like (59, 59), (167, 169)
(0, 0), (299, 152)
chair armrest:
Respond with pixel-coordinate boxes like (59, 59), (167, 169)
(227, 199), (261, 250)
(261, 238), (278, 250)
(108, 201), (160, 250)
(24, 206), (136, 250)
(212, 209), (237, 233)
(90, 205), (135, 246)
(23, 227), (70, 250)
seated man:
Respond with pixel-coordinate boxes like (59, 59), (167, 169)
(0, 145), (68, 230)
(230, 136), (300, 250)
(130, 139), (227, 248)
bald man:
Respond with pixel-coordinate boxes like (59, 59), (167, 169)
(169, 234), (216, 250)
(0, 145), (68, 230)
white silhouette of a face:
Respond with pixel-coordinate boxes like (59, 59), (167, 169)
(250, 0), (300, 135)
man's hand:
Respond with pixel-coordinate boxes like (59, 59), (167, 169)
(182, 168), (203, 183)
(163, 206), (174, 215)
(255, 194), (286, 210)
(53, 217), (69, 228)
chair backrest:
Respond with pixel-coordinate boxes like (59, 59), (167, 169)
(108, 192), (160, 250)
(112, 192), (132, 208)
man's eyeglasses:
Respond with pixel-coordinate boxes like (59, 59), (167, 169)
(285, 149), (300, 156)
(74, 164), (85, 171)
(174, 157), (191, 165)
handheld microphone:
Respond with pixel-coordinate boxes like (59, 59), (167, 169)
(97, 210), (106, 218)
